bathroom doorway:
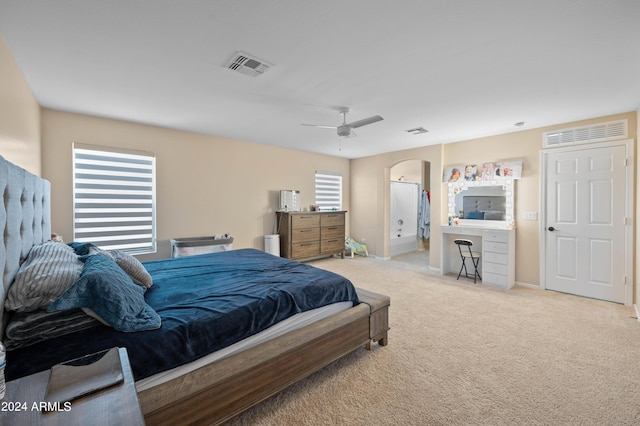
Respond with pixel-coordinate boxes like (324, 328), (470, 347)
(389, 160), (430, 266)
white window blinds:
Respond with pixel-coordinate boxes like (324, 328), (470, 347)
(73, 146), (156, 254)
(315, 172), (342, 211)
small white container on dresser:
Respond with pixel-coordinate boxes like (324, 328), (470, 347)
(481, 229), (515, 288)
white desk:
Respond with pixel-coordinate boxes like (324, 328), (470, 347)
(441, 225), (515, 288)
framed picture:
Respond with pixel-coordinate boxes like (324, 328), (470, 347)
(481, 163), (495, 181)
(463, 164), (479, 181)
(494, 161), (523, 179)
(443, 165), (464, 183)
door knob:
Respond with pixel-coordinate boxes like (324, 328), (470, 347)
(548, 226), (555, 231)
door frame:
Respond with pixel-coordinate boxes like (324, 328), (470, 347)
(539, 139), (634, 306)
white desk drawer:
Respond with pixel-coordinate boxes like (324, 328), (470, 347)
(483, 271), (508, 286)
(483, 230), (509, 243)
(484, 251), (508, 264)
(484, 241), (508, 254)
(483, 261), (508, 275)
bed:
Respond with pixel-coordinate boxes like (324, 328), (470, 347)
(0, 155), (390, 425)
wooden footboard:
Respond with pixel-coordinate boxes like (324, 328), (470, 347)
(357, 287), (391, 349)
(140, 288), (389, 425)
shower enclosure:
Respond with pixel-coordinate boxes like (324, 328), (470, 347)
(390, 181), (419, 256)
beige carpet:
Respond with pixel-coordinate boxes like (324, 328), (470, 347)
(227, 255), (640, 426)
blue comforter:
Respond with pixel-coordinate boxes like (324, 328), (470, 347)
(6, 248), (359, 381)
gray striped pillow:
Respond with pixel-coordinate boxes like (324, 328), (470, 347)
(5, 241), (83, 312)
(109, 250), (153, 289)
(88, 247), (153, 289)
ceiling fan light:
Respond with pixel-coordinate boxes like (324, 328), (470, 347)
(337, 126), (351, 137)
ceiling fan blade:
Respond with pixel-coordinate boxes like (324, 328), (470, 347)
(301, 123), (338, 129)
(347, 115), (384, 129)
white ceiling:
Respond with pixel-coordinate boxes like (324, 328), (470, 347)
(1, 1), (639, 159)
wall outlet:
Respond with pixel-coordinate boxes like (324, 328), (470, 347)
(523, 211), (538, 221)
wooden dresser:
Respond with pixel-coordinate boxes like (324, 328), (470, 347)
(276, 211), (346, 261)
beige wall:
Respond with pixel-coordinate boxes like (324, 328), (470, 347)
(390, 159), (422, 183)
(0, 34), (41, 174)
(350, 145), (444, 263)
(41, 110), (350, 260)
(351, 112), (637, 291)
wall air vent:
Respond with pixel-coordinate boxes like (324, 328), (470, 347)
(225, 51), (272, 77)
(543, 119), (627, 148)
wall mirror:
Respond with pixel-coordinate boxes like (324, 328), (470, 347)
(447, 179), (514, 228)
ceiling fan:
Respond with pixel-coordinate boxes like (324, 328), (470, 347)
(302, 107), (384, 138)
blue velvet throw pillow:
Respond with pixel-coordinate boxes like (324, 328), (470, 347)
(67, 241), (98, 256)
(48, 254), (161, 332)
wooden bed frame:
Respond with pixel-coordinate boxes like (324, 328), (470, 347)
(141, 287), (388, 424)
(0, 156), (390, 425)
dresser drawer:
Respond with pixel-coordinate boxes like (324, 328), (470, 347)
(292, 241), (320, 258)
(321, 238), (344, 254)
(483, 271), (508, 287)
(483, 251), (508, 264)
(291, 214), (320, 229)
(291, 227), (320, 243)
(483, 261), (508, 275)
(484, 241), (508, 254)
(322, 225), (344, 240)
(483, 230), (509, 243)
(321, 213), (345, 227)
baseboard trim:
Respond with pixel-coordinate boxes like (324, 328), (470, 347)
(514, 281), (540, 289)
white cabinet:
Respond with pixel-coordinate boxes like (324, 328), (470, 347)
(481, 229), (515, 288)
(441, 226), (515, 289)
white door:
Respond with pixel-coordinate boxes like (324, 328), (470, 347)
(544, 144), (627, 303)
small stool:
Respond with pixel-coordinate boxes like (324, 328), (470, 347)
(454, 239), (481, 283)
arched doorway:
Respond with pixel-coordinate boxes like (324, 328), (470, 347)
(389, 159), (431, 264)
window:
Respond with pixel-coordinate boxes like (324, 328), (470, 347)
(73, 145), (156, 254)
(315, 172), (342, 211)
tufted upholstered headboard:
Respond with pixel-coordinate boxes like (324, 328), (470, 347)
(0, 156), (51, 335)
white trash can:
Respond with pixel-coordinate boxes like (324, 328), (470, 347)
(264, 234), (280, 256)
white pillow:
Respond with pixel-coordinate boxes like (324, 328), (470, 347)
(6, 241), (83, 312)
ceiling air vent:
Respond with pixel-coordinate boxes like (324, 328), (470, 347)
(225, 51), (272, 77)
(543, 119), (627, 148)
(405, 127), (429, 135)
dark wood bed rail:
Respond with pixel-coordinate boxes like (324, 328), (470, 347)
(141, 288), (390, 425)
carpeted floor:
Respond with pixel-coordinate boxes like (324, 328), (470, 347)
(227, 254), (640, 425)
